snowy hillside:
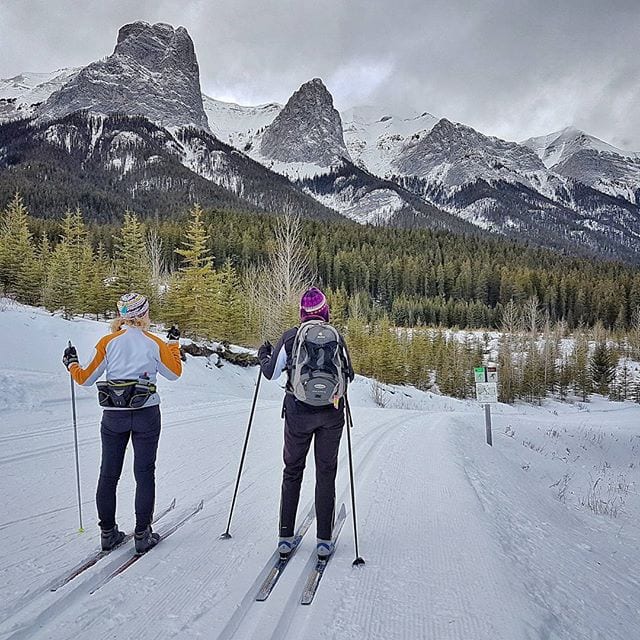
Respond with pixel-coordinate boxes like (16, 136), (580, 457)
(341, 106), (439, 176)
(202, 95), (281, 151)
(522, 126), (639, 168)
(1, 301), (639, 639)
(0, 68), (79, 122)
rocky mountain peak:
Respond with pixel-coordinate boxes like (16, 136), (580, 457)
(37, 21), (209, 130)
(259, 78), (350, 166)
(392, 118), (545, 185)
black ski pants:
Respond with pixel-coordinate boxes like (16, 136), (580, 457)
(97, 405), (161, 532)
(279, 410), (344, 541)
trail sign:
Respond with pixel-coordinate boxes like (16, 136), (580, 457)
(474, 364), (498, 446)
(474, 365), (498, 384)
(475, 382), (498, 404)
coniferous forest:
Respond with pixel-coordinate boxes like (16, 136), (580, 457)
(2, 192), (640, 404)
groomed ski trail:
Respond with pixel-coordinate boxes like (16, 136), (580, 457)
(283, 412), (541, 640)
(210, 411), (412, 640)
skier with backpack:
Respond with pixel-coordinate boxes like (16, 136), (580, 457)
(258, 287), (354, 560)
(62, 293), (182, 554)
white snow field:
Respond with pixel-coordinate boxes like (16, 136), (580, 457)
(0, 302), (639, 640)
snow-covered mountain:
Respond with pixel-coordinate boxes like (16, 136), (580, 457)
(202, 95), (281, 150)
(257, 78), (351, 174)
(36, 22), (209, 131)
(341, 105), (439, 175)
(0, 68), (79, 122)
(523, 127), (640, 205)
(522, 126), (639, 168)
(2, 21), (640, 262)
(0, 111), (339, 221)
(0, 23), (342, 223)
(225, 80), (471, 231)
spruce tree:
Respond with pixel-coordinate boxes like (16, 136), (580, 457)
(0, 193), (35, 296)
(114, 211), (152, 298)
(167, 204), (218, 338)
(572, 331), (592, 401)
(43, 209), (92, 317)
(214, 258), (246, 343)
(590, 342), (616, 396)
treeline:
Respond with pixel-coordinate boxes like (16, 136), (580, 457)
(26, 206), (640, 331)
(3, 193), (640, 404)
(0, 194), (248, 343)
(346, 305), (638, 405)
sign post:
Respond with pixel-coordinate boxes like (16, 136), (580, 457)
(474, 365), (498, 446)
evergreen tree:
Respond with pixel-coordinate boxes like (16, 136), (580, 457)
(165, 204), (218, 338)
(214, 258), (246, 343)
(114, 211), (152, 298)
(43, 209), (92, 317)
(590, 342), (616, 396)
(572, 331), (592, 401)
(0, 193), (35, 296)
(85, 242), (114, 319)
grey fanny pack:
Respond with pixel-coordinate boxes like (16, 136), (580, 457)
(97, 378), (156, 409)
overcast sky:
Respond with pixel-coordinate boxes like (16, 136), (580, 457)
(1, 0), (639, 149)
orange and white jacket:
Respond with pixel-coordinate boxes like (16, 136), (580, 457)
(69, 327), (182, 408)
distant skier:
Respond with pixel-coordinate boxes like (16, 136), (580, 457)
(258, 287), (354, 559)
(62, 293), (182, 554)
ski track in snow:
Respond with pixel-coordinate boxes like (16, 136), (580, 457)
(2, 304), (640, 640)
(294, 414), (539, 640)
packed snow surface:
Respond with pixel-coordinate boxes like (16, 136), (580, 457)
(1, 301), (639, 639)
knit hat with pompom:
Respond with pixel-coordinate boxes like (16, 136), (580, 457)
(300, 287), (329, 322)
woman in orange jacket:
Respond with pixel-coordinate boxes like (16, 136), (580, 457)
(62, 292), (182, 554)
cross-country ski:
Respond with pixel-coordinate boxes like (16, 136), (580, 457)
(89, 500), (204, 595)
(300, 502), (347, 605)
(48, 498), (176, 592)
(255, 504), (315, 601)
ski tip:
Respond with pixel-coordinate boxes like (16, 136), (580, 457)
(169, 498), (177, 509)
(338, 503), (347, 519)
(196, 499), (204, 511)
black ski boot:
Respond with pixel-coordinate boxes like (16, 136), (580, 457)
(134, 526), (160, 554)
(100, 525), (126, 551)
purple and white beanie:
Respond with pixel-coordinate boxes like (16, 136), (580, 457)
(300, 287), (329, 322)
(117, 292), (149, 319)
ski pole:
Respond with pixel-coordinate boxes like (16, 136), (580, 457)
(68, 341), (84, 533)
(220, 368), (262, 539)
(344, 395), (365, 566)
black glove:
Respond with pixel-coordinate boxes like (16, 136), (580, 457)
(258, 340), (273, 360)
(63, 345), (78, 369)
(166, 325), (181, 341)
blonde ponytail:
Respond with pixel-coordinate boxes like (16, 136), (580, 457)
(110, 315), (151, 333)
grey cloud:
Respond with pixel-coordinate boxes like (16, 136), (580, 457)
(1, 0), (638, 148)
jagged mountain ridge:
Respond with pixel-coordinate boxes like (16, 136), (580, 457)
(36, 22), (209, 130)
(2, 21), (640, 263)
(0, 68), (80, 122)
(523, 127), (640, 205)
(0, 112), (339, 222)
(522, 127), (639, 167)
(258, 78), (350, 170)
